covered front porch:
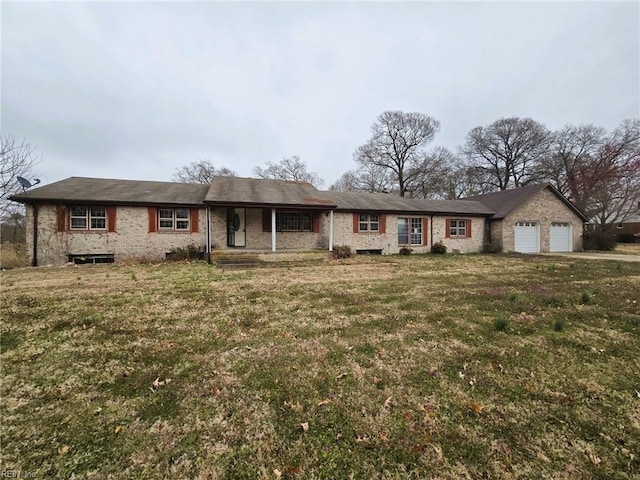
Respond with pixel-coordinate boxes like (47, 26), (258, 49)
(207, 206), (336, 254)
(204, 176), (338, 256)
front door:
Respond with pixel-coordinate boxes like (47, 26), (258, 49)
(226, 208), (246, 247)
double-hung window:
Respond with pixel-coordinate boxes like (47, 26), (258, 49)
(70, 206), (106, 230)
(398, 217), (423, 245)
(449, 219), (468, 237)
(159, 208), (190, 231)
(358, 214), (379, 232)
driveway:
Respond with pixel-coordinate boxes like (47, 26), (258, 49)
(540, 252), (640, 262)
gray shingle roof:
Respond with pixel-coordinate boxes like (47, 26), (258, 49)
(13, 176), (583, 220)
(10, 177), (210, 206)
(325, 191), (494, 215)
(462, 183), (588, 221)
(205, 176), (337, 209)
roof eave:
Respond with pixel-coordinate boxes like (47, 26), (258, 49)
(8, 197), (206, 207)
(333, 207), (494, 216)
(205, 200), (337, 210)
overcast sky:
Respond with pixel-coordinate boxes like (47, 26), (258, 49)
(2, 1), (638, 188)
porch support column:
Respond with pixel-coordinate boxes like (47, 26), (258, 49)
(329, 210), (334, 252)
(271, 208), (277, 252)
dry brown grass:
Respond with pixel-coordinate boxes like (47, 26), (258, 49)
(1, 254), (639, 479)
(0, 243), (28, 269)
(615, 243), (640, 255)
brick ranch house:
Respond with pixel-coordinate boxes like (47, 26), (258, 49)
(10, 177), (588, 266)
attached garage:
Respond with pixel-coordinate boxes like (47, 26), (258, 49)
(549, 222), (572, 252)
(463, 184), (588, 254)
(514, 222), (539, 253)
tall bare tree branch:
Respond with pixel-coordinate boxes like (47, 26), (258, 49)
(172, 160), (236, 183)
(253, 156), (324, 187)
(459, 117), (551, 190)
(354, 111), (440, 197)
(1, 134), (39, 219)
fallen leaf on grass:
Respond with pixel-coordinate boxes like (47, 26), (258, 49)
(273, 469), (282, 479)
(300, 422), (309, 432)
(420, 404), (436, 418)
(284, 400), (303, 413)
(58, 445), (69, 454)
(433, 445), (444, 461)
(335, 372), (348, 380)
(150, 377), (172, 392)
(317, 399), (332, 407)
(285, 466), (302, 475)
(471, 401), (485, 414)
(536, 451), (550, 463)
(587, 451), (602, 465)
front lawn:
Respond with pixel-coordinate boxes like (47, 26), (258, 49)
(1, 254), (639, 479)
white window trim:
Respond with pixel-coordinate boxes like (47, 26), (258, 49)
(70, 205), (106, 231)
(449, 219), (467, 238)
(159, 208), (190, 231)
(359, 213), (380, 232)
(398, 217), (423, 246)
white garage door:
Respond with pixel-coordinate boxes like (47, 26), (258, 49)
(514, 222), (539, 253)
(550, 223), (572, 252)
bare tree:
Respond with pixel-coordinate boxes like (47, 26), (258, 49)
(253, 155), (324, 187)
(570, 119), (640, 229)
(534, 124), (607, 196)
(354, 111), (440, 197)
(460, 117), (551, 190)
(1, 135), (39, 219)
(533, 120), (639, 232)
(329, 163), (395, 193)
(407, 146), (458, 199)
(172, 160), (236, 183)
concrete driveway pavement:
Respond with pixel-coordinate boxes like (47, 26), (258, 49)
(540, 252), (640, 262)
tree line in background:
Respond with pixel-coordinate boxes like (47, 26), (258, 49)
(176, 112), (639, 237)
(331, 112), (639, 238)
(2, 112), (639, 246)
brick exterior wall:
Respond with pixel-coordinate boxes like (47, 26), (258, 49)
(25, 204), (207, 265)
(498, 188), (584, 252)
(23, 188), (580, 265)
(331, 212), (485, 254)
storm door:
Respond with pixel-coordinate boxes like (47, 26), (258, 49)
(226, 208), (246, 247)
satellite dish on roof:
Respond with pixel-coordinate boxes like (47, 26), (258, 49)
(17, 176), (41, 191)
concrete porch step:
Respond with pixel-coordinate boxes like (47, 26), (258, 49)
(215, 254), (261, 269)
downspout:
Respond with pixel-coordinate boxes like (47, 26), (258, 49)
(329, 210), (334, 252)
(430, 215), (434, 250)
(32, 204), (39, 267)
(271, 208), (276, 252)
(206, 206), (212, 264)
